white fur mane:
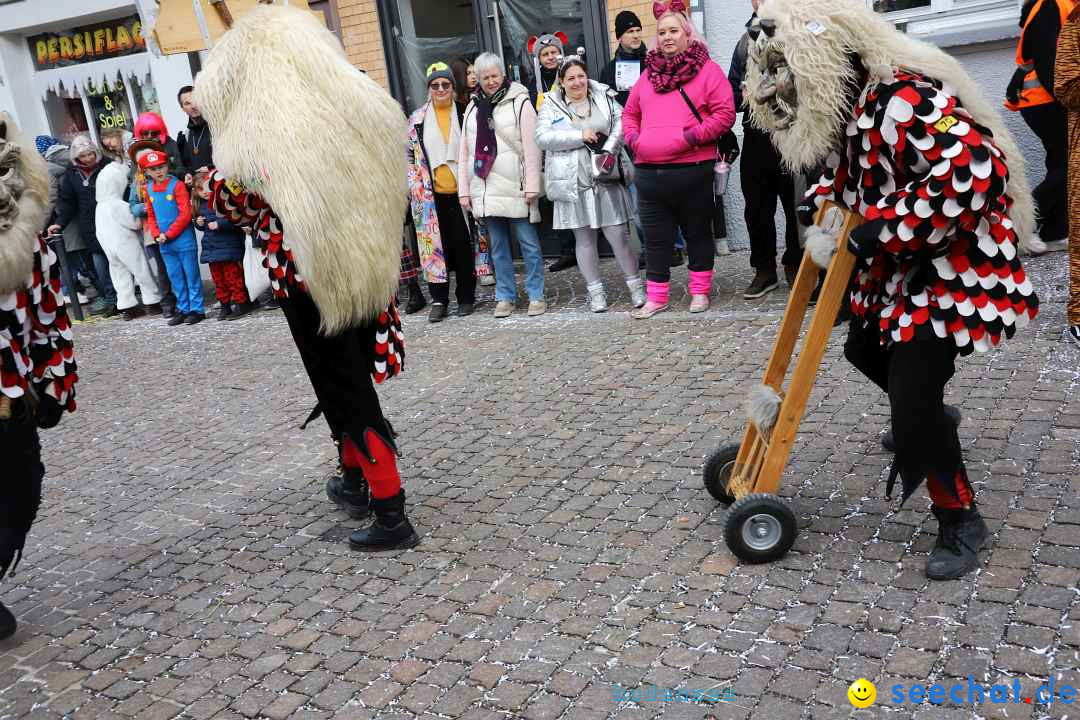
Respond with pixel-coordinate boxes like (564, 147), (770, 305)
(194, 5), (408, 334)
(746, 0), (1036, 251)
(0, 113), (49, 295)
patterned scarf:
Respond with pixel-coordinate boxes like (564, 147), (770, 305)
(645, 41), (710, 93)
(473, 78), (511, 180)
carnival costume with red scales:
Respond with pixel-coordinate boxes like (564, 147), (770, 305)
(744, 0), (1040, 579)
(0, 112), (78, 637)
(193, 5), (417, 551)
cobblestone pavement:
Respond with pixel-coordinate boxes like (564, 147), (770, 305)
(1, 250), (1078, 720)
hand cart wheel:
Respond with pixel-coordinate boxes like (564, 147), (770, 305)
(705, 202), (862, 564)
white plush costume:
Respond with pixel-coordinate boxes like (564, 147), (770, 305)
(94, 162), (161, 311)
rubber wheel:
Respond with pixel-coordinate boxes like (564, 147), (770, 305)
(724, 493), (797, 564)
(703, 442), (740, 504)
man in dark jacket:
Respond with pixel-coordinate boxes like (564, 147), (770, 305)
(176, 85), (214, 183)
(601, 11), (647, 108)
(47, 134), (118, 316)
(729, 0), (801, 299)
(1005, 0), (1072, 250)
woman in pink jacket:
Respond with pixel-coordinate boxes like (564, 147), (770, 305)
(623, 1), (735, 318)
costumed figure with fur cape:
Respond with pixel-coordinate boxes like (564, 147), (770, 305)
(743, 0), (1039, 579)
(0, 112), (79, 638)
(194, 4), (417, 551)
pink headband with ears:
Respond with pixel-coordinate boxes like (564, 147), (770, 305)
(653, 0), (688, 19)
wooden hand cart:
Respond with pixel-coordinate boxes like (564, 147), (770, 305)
(703, 202), (862, 563)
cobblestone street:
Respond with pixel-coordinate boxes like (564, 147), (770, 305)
(1, 250), (1078, 720)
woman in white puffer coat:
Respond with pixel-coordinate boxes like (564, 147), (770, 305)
(94, 162), (162, 320)
(458, 52), (546, 319)
(535, 57), (644, 312)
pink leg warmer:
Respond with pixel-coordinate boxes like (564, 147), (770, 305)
(688, 270), (713, 296)
(646, 280), (670, 305)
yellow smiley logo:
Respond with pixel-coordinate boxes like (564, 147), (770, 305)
(848, 679), (876, 708)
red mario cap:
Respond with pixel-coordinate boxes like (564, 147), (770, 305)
(138, 150), (168, 170)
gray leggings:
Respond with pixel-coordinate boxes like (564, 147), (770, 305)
(573, 224), (639, 286)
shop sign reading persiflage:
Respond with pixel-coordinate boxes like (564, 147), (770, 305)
(28, 15), (146, 71)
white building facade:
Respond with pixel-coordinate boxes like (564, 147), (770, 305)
(0, 0), (192, 146)
(702, 0), (1036, 252)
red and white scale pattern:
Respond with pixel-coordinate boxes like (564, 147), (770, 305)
(807, 70), (1039, 354)
(0, 236), (78, 409)
(207, 171), (404, 383)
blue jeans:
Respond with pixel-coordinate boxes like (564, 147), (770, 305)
(89, 249), (117, 305)
(486, 217), (545, 302)
(160, 245), (204, 315)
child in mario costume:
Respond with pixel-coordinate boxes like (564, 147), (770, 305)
(141, 149), (205, 325)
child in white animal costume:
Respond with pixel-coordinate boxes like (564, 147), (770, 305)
(94, 162), (161, 319)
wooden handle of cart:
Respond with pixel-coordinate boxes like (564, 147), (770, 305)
(208, 0), (235, 28)
(730, 201), (862, 498)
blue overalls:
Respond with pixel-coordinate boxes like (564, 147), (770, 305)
(147, 177), (204, 316)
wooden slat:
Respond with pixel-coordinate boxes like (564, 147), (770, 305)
(153, 0), (319, 55)
(753, 204), (862, 495)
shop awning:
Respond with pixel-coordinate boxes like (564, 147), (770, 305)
(33, 52), (152, 100)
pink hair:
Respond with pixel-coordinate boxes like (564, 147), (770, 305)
(654, 11), (709, 51)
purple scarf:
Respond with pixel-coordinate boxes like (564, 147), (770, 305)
(645, 41), (710, 94)
(473, 79), (511, 180)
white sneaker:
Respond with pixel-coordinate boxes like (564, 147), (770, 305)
(715, 238), (730, 256)
(588, 288), (608, 313)
(528, 299), (547, 316)
(493, 300), (514, 318)
(628, 282), (647, 308)
(1068, 325), (1080, 347)
(76, 292), (89, 304)
(479, 275), (495, 286)
(1044, 238), (1069, 253)
(689, 294), (710, 313)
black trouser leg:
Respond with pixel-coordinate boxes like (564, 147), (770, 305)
(433, 193), (476, 305)
(638, 164), (715, 282)
(743, 128), (780, 272)
(844, 320), (964, 501)
(778, 168), (802, 269)
(279, 292), (391, 446)
(1021, 103), (1069, 241)
(0, 406), (44, 579)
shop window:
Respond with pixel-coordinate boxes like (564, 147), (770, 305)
(43, 89), (89, 143)
(866, 0), (1019, 28)
(85, 75), (134, 135)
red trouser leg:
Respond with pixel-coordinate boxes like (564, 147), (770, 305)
(221, 261), (250, 304)
(341, 429), (401, 500)
(209, 262), (230, 304)
(926, 469), (974, 510)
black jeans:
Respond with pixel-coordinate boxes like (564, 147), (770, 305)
(635, 162), (715, 283)
(1021, 103), (1068, 242)
(279, 291), (393, 446)
(741, 125), (801, 271)
(843, 320), (968, 503)
(539, 196), (576, 258)
(1, 404), (44, 579)
(429, 193), (476, 305)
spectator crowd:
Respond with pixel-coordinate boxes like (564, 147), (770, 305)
(30, 0), (1080, 347)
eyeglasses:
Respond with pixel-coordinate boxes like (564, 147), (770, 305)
(429, 81), (452, 91)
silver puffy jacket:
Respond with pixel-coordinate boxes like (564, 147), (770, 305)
(534, 80), (631, 203)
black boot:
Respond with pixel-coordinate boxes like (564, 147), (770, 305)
(926, 505), (989, 580)
(405, 279), (427, 315)
(0, 600), (15, 641)
(548, 255), (577, 272)
(883, 404), (961, 452)
(348, 490), (419, 551)
(216, 303), (232, 321)
(326, 466), (370, 519)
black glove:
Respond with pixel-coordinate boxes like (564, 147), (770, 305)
(1005, 67), (1026, 106)
(35, 394), (63, 429)
(846, 218), (888, 259)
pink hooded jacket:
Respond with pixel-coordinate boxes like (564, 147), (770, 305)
(622, 59), (735, 165)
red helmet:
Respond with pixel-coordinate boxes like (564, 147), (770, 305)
(134, 112), (168, 145)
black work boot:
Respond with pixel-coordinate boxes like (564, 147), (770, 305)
(348, 490), (420, 552)
(0, 600), (15, 641)
(326, 467), (370, 519)
(883, 404), (961, 452)
(926, 505), (989, 580)
(405, 279), (427, 315)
